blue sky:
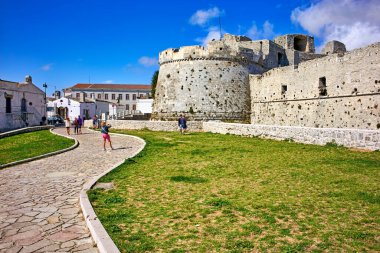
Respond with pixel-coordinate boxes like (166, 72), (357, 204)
(1, 0), (379, 96)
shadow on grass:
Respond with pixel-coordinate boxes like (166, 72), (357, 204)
(170, 175), (208, 184)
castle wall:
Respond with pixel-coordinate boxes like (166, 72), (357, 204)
(250, 42), (380, 130)
(153, 58), (264, 121)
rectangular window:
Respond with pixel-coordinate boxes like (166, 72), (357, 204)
(132, 94), (136, 100)
(112, 94), (116, 100)
(132, 104), (136, 110)
(281, 85), (287, 95)
(319, 77), (327, 96)
(126, 94), (129, 100)
(118, 94), (123, 100)
(105, 94), (109, 99)
(84, 93), (87, 97)
(126, 104), (129, 110)
(91, 93), (95, 98)
(97, 93), (101, 99)
(76, 93), (80, 98)
(6, 97), (11, 113)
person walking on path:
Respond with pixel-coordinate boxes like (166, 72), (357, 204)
(73, 117), (79, 135)
(65, 117), (71, 135)
(92, 115), (98, 129)
(178, 114), (187, 134)
(101, 121), (114, 151)
(77, 116), (83, 134)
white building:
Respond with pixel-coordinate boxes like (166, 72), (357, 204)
(47, 95), (111, 122)
(0, 76), (46, 131)
(64, 83), (151, 112)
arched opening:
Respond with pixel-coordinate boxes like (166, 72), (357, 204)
(294, 36), (307, 52)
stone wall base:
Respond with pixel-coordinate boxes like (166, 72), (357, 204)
(85, 120), (380, 150)
(203, 122), (380, 151)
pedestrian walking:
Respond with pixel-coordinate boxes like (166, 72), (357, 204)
(65, 117), (71, 135)
(77, 116), (83, 134)
(101, 121), (114, 151)
(92, 115), (98, 129)
(178, 114), (187, 134)
(73, 117), (79, 134)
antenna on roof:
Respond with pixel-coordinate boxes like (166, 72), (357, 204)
(219, 16), (223, 40)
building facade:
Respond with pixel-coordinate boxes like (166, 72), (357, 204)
(47, 96), (111, 121)
(64, 84), (151, 113)
(0, 76), (45, 131)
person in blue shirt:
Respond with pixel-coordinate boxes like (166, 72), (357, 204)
(101, 121), (114, 151)
(178, 114), (187, 134)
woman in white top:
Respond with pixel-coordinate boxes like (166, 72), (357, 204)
(65, 117), (71, 135)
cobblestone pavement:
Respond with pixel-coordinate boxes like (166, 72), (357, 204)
(0, 127), (144, 253)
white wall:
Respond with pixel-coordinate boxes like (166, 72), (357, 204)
(136, 99), (153, 113)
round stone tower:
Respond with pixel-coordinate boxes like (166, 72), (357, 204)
(152, 34), (265, 121)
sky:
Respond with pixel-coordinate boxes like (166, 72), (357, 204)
(1, 0), (379, 96)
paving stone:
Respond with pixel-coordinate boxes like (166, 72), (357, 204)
(47, 216), (60, 224)
(19, 239), (52, 253)
(0, 242), (13, 250)
(17, 216), (34, 223)
(47, 231), (82, 242)
(35, 243), (60, 252)
(61, 241), (75, 248)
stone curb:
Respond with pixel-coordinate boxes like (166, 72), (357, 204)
(79, 128), (146, 253)
(0, 127), (79, 170)
(0, 125), (53, 138)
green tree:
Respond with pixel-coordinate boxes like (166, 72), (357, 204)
(151, 70), (159, 98)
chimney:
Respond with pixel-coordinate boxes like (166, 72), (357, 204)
(79, 92), (85, 102)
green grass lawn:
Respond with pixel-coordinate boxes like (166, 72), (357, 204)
(0, 130), (74, 165)
(89, 130), (380, 252)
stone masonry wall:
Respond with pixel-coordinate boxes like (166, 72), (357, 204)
(152, 59), (262, 121)
(84, 120), (380, 150)
(92, 120), (203, 132)
(203, 122), (380, 150)
(250, 42), (380, 130)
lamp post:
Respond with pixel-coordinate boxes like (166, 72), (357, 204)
(42, 83), (48, 124)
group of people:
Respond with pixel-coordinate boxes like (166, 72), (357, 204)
(63, 114), (188, 151)
(64, 116), (83, 135)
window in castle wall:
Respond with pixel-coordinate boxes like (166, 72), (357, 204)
(97, 94), (101, 99)
(133, 94), (136, 100)
(105, 94), (109, 100)
(126, 94), (129, 100)
(112, 94), (116, 100)
(319, 77), (327, 96)
(281, 85), (287, 96)
(126, 104), (129, 111)
(118, 94), (123, 100)
(278, 53), (283, 67)
(6, 97), (12, 113)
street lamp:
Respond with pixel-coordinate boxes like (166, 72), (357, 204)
(42, 83), (48, 124)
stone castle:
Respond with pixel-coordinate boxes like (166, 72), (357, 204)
(152, 33), (380, 130)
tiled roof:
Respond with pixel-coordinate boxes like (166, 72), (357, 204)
(68, 84), (151, 90)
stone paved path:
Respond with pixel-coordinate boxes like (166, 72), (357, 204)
(0, 127), (144, 253)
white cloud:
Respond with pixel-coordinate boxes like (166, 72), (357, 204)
(41, 63), (53, 71)
(291, 0), (380, 50)
(138, 56), (158, 67)
(189, 7), (223, 27)
(246, 20), (275, 40)
(196, 26), (224, 46)
(103, 80), (113, 84)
